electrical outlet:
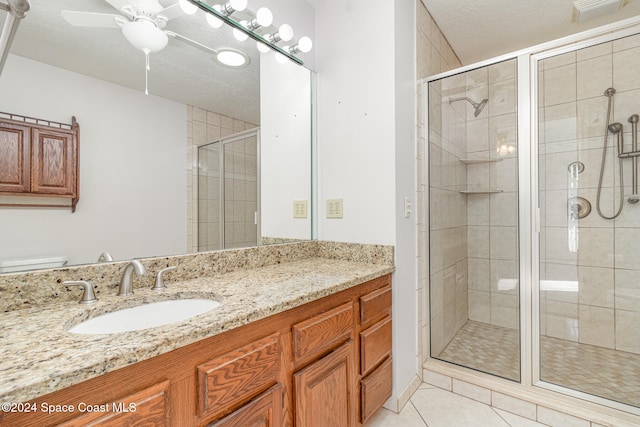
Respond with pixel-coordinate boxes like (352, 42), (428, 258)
(326, 198), (343, 218)
(293, 200), (308, 218)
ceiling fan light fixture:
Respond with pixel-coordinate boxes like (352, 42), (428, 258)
(122, 20), (168, 53)
(215, 49), (249, 67)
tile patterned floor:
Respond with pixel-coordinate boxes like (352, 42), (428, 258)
(434, 320), (640, 407)
(365, 384), (546, 427)
(436, 321), (520, 381)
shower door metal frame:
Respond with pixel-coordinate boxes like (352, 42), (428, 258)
(423, 13), (640, 417)
(197, 127), (261, 250)
(528, 24), (640, 416)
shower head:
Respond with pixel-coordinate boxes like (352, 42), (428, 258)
(608, 122), (623, 133)
(448, 97), (489, 118)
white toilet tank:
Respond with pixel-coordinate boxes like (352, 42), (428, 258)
(0, 256), (68, 274)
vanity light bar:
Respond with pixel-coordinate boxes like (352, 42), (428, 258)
(185, 0), (303, 66)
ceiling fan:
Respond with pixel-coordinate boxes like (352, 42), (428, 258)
(61, 0), (218, 94)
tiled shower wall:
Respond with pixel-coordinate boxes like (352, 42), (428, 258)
(463, 60), (519, 331)
(538, 34), (640, 355)
(416, 0), (463, 363)
(426, 58), (520, 357)
(185, 106), (256, 252)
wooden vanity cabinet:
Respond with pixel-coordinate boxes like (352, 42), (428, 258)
(0, 274), (392, 427)
(0, 115), (79, 211)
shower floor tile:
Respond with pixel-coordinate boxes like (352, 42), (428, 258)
(436, 321), (640, 407)
(436, 320), (520, 381)
(541, 336), (640, 407)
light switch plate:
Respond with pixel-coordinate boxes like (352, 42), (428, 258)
(293, 200), (308, 218)
(326, 198), (343, 218)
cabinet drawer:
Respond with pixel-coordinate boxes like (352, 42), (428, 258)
(360, 356), (392, 424)
(208, 384), (282, 427)
(292, 302), (353, 361)
(360, 316), (392, 375)
(198, 333), (280, 418)
(59, 380), (170, 427)
(360, 284), (391, 328)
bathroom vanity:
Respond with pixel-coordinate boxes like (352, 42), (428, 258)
(0, 242), (394, 426)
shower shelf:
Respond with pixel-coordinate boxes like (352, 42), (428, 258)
(459, 158), (503, 164)
(459, 189), (504, 194)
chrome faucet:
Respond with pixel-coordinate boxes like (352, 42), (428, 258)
(117, 260), (146, 296)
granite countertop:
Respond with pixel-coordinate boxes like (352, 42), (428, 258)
(0, 257), (394, 403)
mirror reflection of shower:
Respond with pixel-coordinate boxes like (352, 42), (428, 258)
(595, 87), (640, 219)
(448, 96), (488, 118)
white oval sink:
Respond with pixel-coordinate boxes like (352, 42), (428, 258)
(68, 299), (221, 334)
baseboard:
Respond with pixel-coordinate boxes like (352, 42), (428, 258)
(383, 374), (422, 413)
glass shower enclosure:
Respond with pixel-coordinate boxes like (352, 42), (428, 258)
(427, 27), (640, 413)
(197, 129), (259, 251)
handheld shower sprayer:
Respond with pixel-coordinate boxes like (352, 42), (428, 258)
(608, 122), (624, 154)
(448, 97), (488, 118)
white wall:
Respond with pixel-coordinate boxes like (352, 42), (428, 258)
(315, 0), (396, 246)
(0, 54), (186, 266)
(260, 53), (312, 240)
(315, 0), (418, 407)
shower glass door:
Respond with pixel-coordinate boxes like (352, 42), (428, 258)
(198, 130), (259, 251)
(428, 58), (520, 381)
(536, 33), (640, 408)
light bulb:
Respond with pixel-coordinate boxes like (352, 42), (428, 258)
(233, 26), (249, 41)
(229, 0), (247, 12)
(278, 24), (294, 42)
(257, 41), (270, 53)
(206, 11), (223, 28)
(179, 0), (198, 15)
(256, 7), (273, 27)
(298, 36), (312, 53)
(275, 51), (288, 64)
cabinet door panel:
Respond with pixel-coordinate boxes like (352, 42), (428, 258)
(292, 302), (353, 361)
(360, 316), (392, 375)
(360, 357), (392, 424)
(294, 340), (356, 427)
(198, 333), (280, 418)
(58, 380), (170, 427)
(208, 385), (282, 427)
(31, 127), (75, 195)
(360, 284), (391, 328)
(0, 122), (30, 192)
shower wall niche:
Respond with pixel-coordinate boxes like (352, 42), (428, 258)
(429, 58), (520, 381)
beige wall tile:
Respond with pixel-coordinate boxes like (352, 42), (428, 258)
(452, 379), (491, 405)
(578, 305), (614, 348)
(423, 369), (452, 391)
(577, 55), (612, 100)
(491, 392), (537, 420)
(537, 406), (589, 427)
(544, 64), (577, 106)
(616, 309), (640, 353)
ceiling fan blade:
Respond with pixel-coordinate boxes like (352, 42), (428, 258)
(165, 31), (216, 55)
(103, 0), (132, 13)
(157, 3), (183, 21)
(61, 10), (123, 28)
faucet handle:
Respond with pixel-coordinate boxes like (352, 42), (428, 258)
(63, 281), (98, 304)
(152, 266), (177, 291)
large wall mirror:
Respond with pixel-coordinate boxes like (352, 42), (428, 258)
(0, 0), (315, 273)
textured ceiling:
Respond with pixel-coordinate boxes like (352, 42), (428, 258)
(2, 0), (262, 123)
(422, 0), (640, 65)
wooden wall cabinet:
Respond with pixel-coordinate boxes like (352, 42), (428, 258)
(0, 114), (80, 211)
(0, 274), (392, 427)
